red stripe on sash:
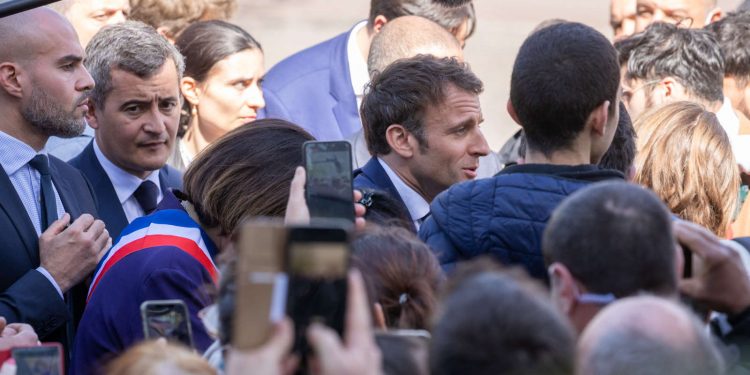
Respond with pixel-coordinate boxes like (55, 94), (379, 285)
(87, 234), (218, 302)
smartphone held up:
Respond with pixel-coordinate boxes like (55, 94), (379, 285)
(303, 141), (355, 225)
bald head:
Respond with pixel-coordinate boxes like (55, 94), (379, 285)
(367, 15), (462, 78)
(578, 296), (724, 375)
(0, 8), (79, 63)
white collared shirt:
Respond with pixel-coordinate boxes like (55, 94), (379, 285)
(716, 99), (750, 170)
(93, 140), (162, 223)
(377, 158), (431, 230)
(346, 20), (370, 114)
(0, 130), (66, 297)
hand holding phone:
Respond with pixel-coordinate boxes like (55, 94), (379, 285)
(285, 226), (349, 370)
(674, 220), (750, 315)
(303, 141), (355, 224)
(141, 300), (194, 348)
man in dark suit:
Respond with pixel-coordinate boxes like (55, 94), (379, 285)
(0, 8), (110, 349)
(258, 0), (475, 141)
(69, 21), (184, 241)
(354, 55), (489, 231)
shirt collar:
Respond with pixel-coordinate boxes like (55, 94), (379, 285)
(93, 140), (160, 204)
(716, 98), (740, 138)
(377, 157), (430, 222)
(0, 130), (48, 176)
(347, 20), (370, 99)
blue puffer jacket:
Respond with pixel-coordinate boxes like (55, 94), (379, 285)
(419, 164), (624, 280)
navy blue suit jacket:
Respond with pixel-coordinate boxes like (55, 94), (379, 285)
(353, 156), (414, 225)
(68, 141), (183, 241)
(0, 156), (98, 341)
(258, 26), (362, 141)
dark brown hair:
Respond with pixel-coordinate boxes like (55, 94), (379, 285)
(351, 226), (443, 330)
(175, 20), (262, 136)
(361, 55), (483, 156)
(182, 119), (314, 235)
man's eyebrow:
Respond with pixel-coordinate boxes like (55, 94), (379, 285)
(56, 55), (83, 65)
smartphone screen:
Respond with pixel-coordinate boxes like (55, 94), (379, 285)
(303, 141), (354, 223)
(285, 227), (349, 366)
(12, 344), (63, 375)
(140, 300), (194, 348)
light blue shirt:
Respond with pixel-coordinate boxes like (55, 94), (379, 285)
(377, 158), (431, 230)
(93, 140), (162, 223)
(46, 124), (94, 162)
(0, 131), (66, 298)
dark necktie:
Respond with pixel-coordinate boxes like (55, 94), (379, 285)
(28, 154), (57, 230)
(133, 180), (159, 214)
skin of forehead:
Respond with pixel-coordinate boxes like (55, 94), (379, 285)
(0, 8), (77, 63)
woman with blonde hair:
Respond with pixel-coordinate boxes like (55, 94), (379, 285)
(634, 101), (740, 237)
(106, 341), (216, 375)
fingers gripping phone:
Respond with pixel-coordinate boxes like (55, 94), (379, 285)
(140, 300), (194, 348)
(303, 141), (354, 223)
(285, 226), (349, 369)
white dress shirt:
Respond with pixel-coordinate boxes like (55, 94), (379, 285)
(377, 158), (431, 230)
(347, 20), (370, 114)
(715, 98), (750, 170)
(0, 130), (66, 297)
(93, 140), (162, 223)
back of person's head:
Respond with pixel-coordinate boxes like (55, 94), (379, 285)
(599, 102), (636, 177)
(430, 263), (575, 375)
(361, 55), (482, 156)
(105, 341), (216, 375)
(510, 22), (620, 156)
(707, 11), (750, 82)
(614, 32), (643, 68)
(543, 181), (677, 298)
(626, 22), (724, 104)
(130, 0), (236, 41)
(351, 226), (443, 330)
(369, 0), (474, 40)
(182, 119), (314, 235)
(85, 20), (184, 110)
(367, 15), (462, 78)
(358, 189), (414, 231)
(578, 296), (724, 375)
(634, 101), (739, 237)
(376, 333), (429, 375)
(174, 20), (262, 135)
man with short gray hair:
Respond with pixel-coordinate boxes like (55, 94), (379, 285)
(68, 21), (183, 241)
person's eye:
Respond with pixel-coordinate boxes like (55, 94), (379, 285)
(232, 81), (251, 90)
(91, 12), (111, 21)
(637, 6), (653, 17)
(60, 63), (75, 72)
(123, 105), (140, 114)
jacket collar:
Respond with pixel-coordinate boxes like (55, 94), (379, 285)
(498, 163), (625, 182)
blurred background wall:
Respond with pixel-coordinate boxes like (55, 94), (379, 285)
(231, 0), (742, 149)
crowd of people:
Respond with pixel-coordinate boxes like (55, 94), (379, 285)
(1, 0), (750, 373)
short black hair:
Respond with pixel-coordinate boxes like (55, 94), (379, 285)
(598, 102), (636, 174)
(626, 22), (724, 103)
(543, 181), (677, 297)
(614, 33), (643, 67)
(430, 267), (575, 375)
(361, 55), (483, 156)
(707, 11), (750, 85)
(510, 22), (620, 156)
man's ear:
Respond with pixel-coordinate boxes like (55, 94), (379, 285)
(588, 100), (610, 137)
(181, 77), (201, 107)
(86, 101), (100, 130)
(372, 15), (388, 33)
(156, 26), (176, 44)
(653, 77), (677, 102)
(507, 99), (522, 126)
(549, 263), (578, 315)
(385, 124), (415, 158)
(0, 63), (24, 99)
(707, 7), (723, 25)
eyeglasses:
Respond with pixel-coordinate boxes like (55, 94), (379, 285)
(621, 79), (661, 102)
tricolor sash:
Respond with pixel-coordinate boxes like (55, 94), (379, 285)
(87, 209), (219, 302)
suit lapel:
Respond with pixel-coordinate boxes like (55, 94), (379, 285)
(75, 144), (128, 238)
(0, 167), (40, 264)
(329, 31), (362, 140)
